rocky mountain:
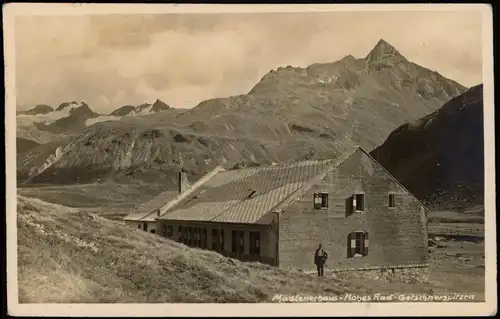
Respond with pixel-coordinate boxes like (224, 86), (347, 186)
(33, 101), (100, 134)
(109, 105), (137, 117)
(109, 99), (171, 117)
(17, 104), (54, 116)
(370, 84), (484, 209)
(150, 99), (171, 113)
(16, 138), (40, 155)
(17, 39), (468, 187)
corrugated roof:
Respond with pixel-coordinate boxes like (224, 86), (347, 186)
(159, 146), (359, 224)
(123, 190), (178, 221)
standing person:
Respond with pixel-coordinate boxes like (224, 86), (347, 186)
(314, 244), (328, 276)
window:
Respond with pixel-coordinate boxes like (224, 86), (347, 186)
(238, 231), (245, 254)
(143, 222), (148, 231)
(150, 229), (156, 234)
(193, 228), (199, 247)
(347, 231), (369, 258)
(202, 228), (207, 249)
(212, 229), (219, 250)
(346, 194), (365, 216)
(197, 228), (202, 247)
(138, 224), (141, 229)
(187, 227), (193, 246)
(162, 224), (167, 236)
(231, 230), (244, 254)
(220, 229), (225, 252)
(249, 231), (261, 256)
(167, 225), (174, 237)
(231, 231), (237, 253)
(183, 227), (188, 244)
(314, 192), (328, 209)
(355, 194), (365, 212)
(388, 194), (395, 208)
(178, 226), (184, 242)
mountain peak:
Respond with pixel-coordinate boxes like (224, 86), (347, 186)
(151, 98), (170, 112)
(365, 39), (406, 62)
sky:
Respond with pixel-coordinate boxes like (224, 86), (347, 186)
(14, 10), (484, 113)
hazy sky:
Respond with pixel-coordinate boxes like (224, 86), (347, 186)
(14, 10), (483, 113)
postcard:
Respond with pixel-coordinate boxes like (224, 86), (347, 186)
(4, 3), (496, 317)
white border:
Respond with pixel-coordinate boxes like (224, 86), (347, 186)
(4, 3), (496, 317)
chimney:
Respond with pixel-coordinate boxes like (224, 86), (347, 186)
(178, 169), (190, 195)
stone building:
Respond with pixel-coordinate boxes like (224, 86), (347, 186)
(155, 146), (429, 274)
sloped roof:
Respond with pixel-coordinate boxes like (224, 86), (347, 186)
(123, 190), (178, 222)
(158, 146), (360, 224)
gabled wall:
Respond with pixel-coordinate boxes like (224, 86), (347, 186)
(278, 148), (428, 271)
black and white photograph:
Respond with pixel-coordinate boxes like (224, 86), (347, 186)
(4, 3), (496, 317)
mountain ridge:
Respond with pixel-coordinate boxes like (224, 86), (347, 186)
(17, 39), (468, 195)
(370, 84), (484, 209)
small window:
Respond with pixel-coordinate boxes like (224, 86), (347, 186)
(167, 225), (174, 237)
(137, 224), (141, 229)
(202, 228), (207, 249)
(249, 231), (261, 256)
(197, 228), (202, 247)
(143, 222), (148, 231)
(162, 224), (167, 236)
(212, 229), (219, 251)
(150, 229), (156, 234)
(347, 231), (369, 258)
(220, 229), (225, 252)
(231, 231), (237, 253)
(388, 194), (395, 208)
(231, 230), (244, 254)
(178, 226), (183, 242)
(314, 192), (329, 209)
(355, 194), (365, 212)
(239, 231), (244, 253)
(187, 227), (193, 246)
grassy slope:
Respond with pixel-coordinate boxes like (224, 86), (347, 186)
(16, 183), (173, 220)
(18, 196), (374, 303)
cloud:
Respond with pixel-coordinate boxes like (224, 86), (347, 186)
(14, 11), (483, 113)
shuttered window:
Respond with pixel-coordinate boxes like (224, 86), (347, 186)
(347, 231), (369, 257)
(355, 194), (365, 212)
(346, 193), (365, 216)
(314, 193), (328, 209)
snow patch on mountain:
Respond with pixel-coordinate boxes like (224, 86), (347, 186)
(85, 115), (123, 127)
(17, 102), (84, 126)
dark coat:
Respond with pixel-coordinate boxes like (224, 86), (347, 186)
(314, 248), (328, 265)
